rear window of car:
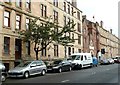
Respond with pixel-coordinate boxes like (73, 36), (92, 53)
(17, 61), (31, 67)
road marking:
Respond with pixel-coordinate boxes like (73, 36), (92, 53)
(92, 72), (96, 75)
(106, 69), (110, 71)
(61, 80), (69, 83)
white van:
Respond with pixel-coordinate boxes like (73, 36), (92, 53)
(67, 53), (93, 69)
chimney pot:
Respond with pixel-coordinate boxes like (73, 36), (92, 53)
(110, 29), (112, 34)
(100, 21), (103, 28)
(71, 0), (77, 7)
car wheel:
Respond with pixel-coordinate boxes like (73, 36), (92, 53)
(58, 68), (62, 73)
(69, 67), (72, 71)
(1, 75), (6, 82)
(79, 64), (82, 69)
(41, 70), (46, 76)
(24, 71), (29, 78)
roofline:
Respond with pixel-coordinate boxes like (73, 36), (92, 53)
(64, 0), (83, 13)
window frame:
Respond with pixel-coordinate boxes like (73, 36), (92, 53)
(54, 44), (59, 57)
(26, 18), (30, 30)
(26, 41), (30, 55)
(4, 10), (10, 27)
(26, 0), (31, 11)
(63, 2), (66, 12)
(41, 4), (47, 18)
(4, 37), (10, 54)
(77, 11), (80, 20)
(41, 42), (47, 57)
(53, 0), (58, 7)
(77, 23), (81, 33)
(16, 0), (22, 8)
(16, 14), (21, 30)
(53, 10), (58, 22)
(64, 16), (66, 26)
(78, 35), (81, 45)
(71, 7), (74, 16)
(67, 4), (70, 14)
(72, 48), (74, 53)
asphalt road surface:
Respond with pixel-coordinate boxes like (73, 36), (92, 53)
(2, 63), (120, 85)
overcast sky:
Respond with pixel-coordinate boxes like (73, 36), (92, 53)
(68, 0), (119, 37)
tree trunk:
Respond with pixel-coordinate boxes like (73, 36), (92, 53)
(35, 51), (39, 60)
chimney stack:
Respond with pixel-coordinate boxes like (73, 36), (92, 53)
(82, 15), (86, 19)
(110, 29), (112, 34)
(100, 21), (103, 28)
(72, 0), (77, 7)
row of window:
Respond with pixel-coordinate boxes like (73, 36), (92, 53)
(4, 9), (81, 33)
(67, 47), (81, 56)
(49, 0), (80, 19)
(4, 10), (30, 30)
(5, 0), (31, 10)
(63, 2), (80, 20)
(63, 16), (81, 33)
(3, 36), (59, 57)
(4, 37), (30, 55)
(3, 36), (81, 57)
(5, 0), (80, 20)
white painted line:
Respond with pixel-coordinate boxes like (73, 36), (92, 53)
(92, 72), (96, 75)
(106, 69), (110, 71)
(61, 80), (69, 83)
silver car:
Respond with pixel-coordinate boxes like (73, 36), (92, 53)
(0, 62), (7, 82)
(8, 60), (47, 78)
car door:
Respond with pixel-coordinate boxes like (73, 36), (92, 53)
(36, 61), (44, 74)
(59, 61), (65, 71)
(62, 61), (70, 71)
(29, 61), (38, 75)
(65, 61), (71, 70)
(80, 55), (85, 67)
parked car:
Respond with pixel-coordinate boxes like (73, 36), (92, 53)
(67, 53), (93, 69)
(8, 60), (47, 78)
(47, 59), (72, 73)
(92, 56), (98, 67)
(100, 59), (109, 65)
(107, 58), (114, 64)
(0, 61), (7, 82)
(113, 56), (120, 63)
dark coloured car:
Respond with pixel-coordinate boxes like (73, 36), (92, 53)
(47, 60), (72, 73)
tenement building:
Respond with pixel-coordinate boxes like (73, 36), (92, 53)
(98, 21), (119, 59)
(0, 0), (83, 70)
(82, 15), (99, 56)
(82, 16), (119, 59)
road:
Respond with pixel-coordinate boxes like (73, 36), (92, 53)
(2, 63), (120, 85)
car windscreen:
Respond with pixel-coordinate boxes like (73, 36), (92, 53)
(69, 55), (80, 60)
(17, 61), (31, 67)
(53, 60), (62, 64)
